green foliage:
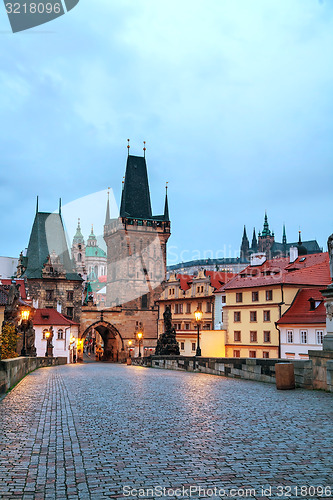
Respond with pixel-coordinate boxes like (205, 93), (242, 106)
(0, 322), (20, 360)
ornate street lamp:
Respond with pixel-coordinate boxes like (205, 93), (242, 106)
(194, 308), (203, 356)
(128, 340), (133, 358)
(137, 331), (143, 357)
(45, 327), (54, 358)
(20, 309), (30, 356)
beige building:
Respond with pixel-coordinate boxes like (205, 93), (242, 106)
(220, 251), (330, 359)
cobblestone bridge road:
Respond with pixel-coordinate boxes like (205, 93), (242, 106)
(0, 364), (332, 500)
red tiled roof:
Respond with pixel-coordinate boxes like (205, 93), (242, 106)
(33, 308), (79, 326)
(0, 279), (27, 299)
(277, 288), (326, 325)
(176, 274), (193, 291)
(205, 270), (235, 290)
(222, 253), (330, 290)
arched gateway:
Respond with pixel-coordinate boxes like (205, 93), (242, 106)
(81, 320), (124, 362)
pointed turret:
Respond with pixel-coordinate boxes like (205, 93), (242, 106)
(72, 218), (85, 246)
(251, 228), (258, 253)
(105, 190), (110, 225)
(240, 225), (250, 261)
(87, 225), (97, 247)
(120, 155), (152, 219)
(297, 230), (308, 256)
(163, 183), (169, 221)
(261, 211), (271, 237)
(282, 224), (287, 245)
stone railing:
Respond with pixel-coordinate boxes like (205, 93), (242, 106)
(132, 353), (333, 392)
(0, 357), (67, 394)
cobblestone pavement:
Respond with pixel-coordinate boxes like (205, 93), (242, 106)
(0, 364), (332, 500)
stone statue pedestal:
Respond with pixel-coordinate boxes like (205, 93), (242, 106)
(321, 284), (333, 351)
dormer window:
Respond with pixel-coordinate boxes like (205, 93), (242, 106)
(309, 298), (322, 311)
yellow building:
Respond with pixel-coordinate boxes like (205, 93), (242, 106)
(221, 252), (330, 359)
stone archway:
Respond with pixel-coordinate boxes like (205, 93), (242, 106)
(81, 320), (125, 362)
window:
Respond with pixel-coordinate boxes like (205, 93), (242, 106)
(300, 330), (307, 344)
(234, 331), (241, 342)
(250, 311), (257, 322)
(287, 330), (293, 343)
(221, 311), (224, 323)
(186, 303), (191, 314)
(316, 330), (324, 344)
(46, 290), (53, 301)
(206, 302), (212, 313)
(180, 342), (185, 351)
(252, 291), (259, 302)
(67, 290), (74, 301)
(263, 310), (270, 322)
(234, 311), (241, 322)
(66, 307), (74, 318)
(197, 302), (202, 311)
(203, 323), (211, 330)
(185, 323), (190, 330)
(250, 331), (257, 343)
(263, 351), (270, 359)
(57, 329), (64, 340)
(236, 293), (243, 303)
(221, 295), (226, 303)
(249, 350), (256, 358)
(175, 303), (183, 314)
(266, 290), (273, 301)
(201, 286), (204, 293)
(141, 294), (148, 309)
(174, 323), (181, 330)
(42, 329), (48, 340)
(264, 331), (271, 343)
(233, 350), (240, 358)
(191, 342), (196, 351)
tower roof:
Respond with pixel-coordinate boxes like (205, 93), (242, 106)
(23, 212), (81, 280)
(120, 155), (152, 219)
(72, 219), (85, 245)
(261, 211), (272, 237)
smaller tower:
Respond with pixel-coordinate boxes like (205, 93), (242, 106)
(258, 211), (275, 257)
(297, 230), (308, 256)
(71, 219), (86, 278)
(251, 228), (258, 253)
(240, 226), (250, 262)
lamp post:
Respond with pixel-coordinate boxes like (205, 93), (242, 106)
(194, 308), (203, 357)
(20, 309), (30, 357)
(137, 331), (143, 357)
(128, 340), (133, 358)
(45, 327), (54, 358)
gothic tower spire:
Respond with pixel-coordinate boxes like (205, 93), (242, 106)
(251, 227), (258, 253)
(164, 182), (169, 221)
(240, 225), (250, 261)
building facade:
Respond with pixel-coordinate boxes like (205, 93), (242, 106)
(157, 270), (232, 355)
(277, 288), (326, 359)
(17, 208), (83, 323)
(221, 251), (330, 359)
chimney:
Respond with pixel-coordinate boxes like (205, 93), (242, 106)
(289, 246), (298, 263)
(250, 253), (267, 266)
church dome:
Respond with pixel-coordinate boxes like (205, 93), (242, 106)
(297, 231), (308, 256)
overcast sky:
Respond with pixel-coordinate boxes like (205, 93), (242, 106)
(0, 0), (332, 265)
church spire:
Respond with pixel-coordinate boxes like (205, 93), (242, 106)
(240, 225), (250, 261)
(251, 227), (258, 253)
(105, 188), (110, 225)
(282, 224), (287, 245)
(72, 218), (85, 245)
(163, 182), (169, 221)
(261, 210), (271, 237)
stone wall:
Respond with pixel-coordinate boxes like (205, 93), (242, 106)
(0, 357), (67, 394)
(132, 355), (323, 391)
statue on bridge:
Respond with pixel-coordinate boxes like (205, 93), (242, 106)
(155, 305), (180, 356)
